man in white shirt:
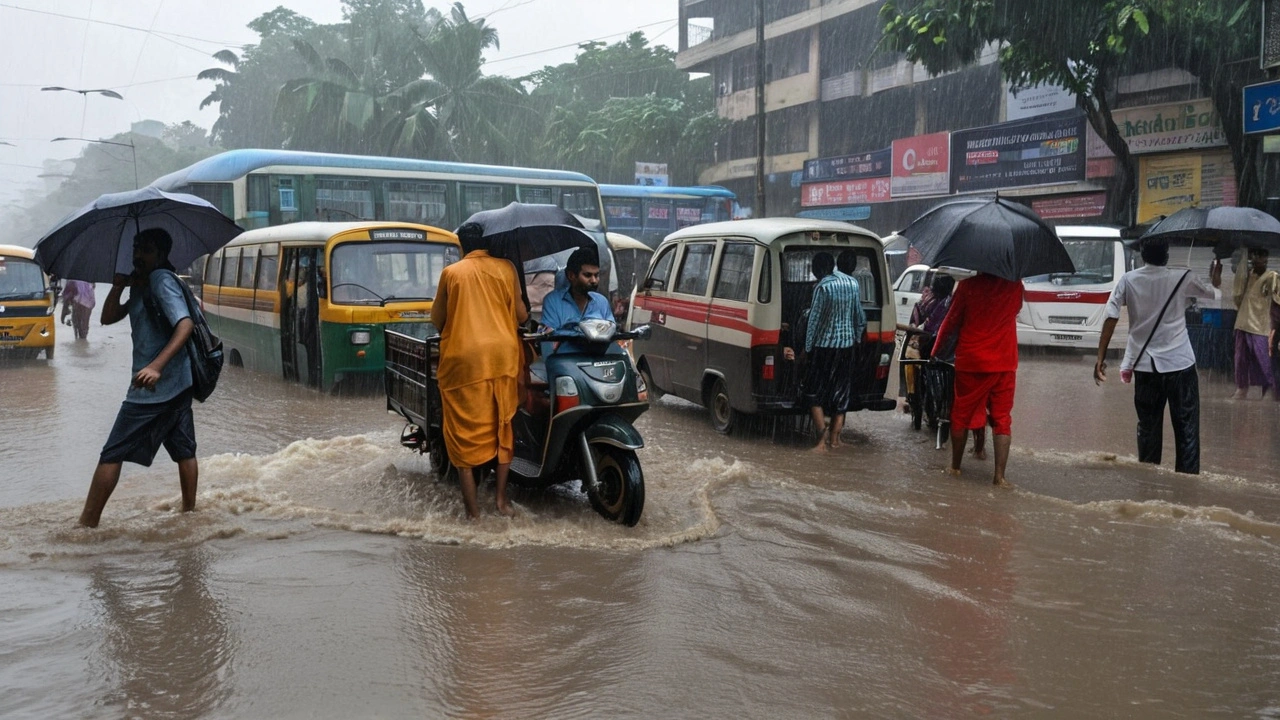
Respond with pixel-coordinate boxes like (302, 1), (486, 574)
(1093, 238), (1218, 474)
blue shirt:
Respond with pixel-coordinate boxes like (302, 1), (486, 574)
(125, 269), (192, 404)
(539, 286), (614, 356)
(805, 271), (864, 352)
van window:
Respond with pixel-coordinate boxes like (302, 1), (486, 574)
(713, 242), (755, 302)
(784, 246), (882, 305)
(758, 250), (772, 303)
(205, 251), (222, 287)
(675, 243), (715, 296)
(647, 246), (677, 289)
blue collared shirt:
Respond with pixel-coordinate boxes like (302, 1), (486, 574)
(805, 271), (865, 352)
(539, 286), (614, 356)
(125, 269), (192, 404)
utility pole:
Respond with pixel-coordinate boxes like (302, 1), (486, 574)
(754, 0), (766, 218)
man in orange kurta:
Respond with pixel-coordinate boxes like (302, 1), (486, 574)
(432, 223), (529, 519)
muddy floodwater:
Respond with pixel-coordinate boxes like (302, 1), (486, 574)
(2, 325), (1279, 718)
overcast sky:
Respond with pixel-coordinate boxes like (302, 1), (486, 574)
(0, 0), (678, 207)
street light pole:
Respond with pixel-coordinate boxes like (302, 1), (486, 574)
(754, 0), (766, 218)
(51, 136), (138, 190)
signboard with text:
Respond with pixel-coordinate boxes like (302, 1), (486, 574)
(800, 177), (892, 207)
(891, 132), (950, 198)
(950, 110), (1086, 193)
(1243, 80), (1280, 135)
(634, 162), (668, 187)
(1113, 99), (1226, 154)
(1136, 150), (1238, 223)
(1006, 82), (1076, 121)
(803, 149), (891, 182)
(1032, 193), (1107, 220)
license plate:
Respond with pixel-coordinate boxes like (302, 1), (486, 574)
(1051, 334), (1082, 341)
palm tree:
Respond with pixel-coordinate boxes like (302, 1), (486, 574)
(197, 50), (242, 146)
(414, 2), (532, 164)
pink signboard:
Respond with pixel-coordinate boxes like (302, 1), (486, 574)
(800, 177), (892, 207)
(891, 132), (950, 197)
(1031, 193), (1108, 219)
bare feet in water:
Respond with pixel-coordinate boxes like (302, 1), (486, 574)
(945, 467), (961, 477)
(993, 477), (1010, 487)
(972, 448), (987, 460)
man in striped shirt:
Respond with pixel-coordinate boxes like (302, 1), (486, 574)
(799, 251), (863, 451)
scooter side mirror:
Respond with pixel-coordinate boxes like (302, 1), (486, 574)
(631, 324), (652, 340)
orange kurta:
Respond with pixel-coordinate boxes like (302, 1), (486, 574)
(435, 250), (522, 469)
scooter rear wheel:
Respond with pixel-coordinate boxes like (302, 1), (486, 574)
(588, 446), (645, 527)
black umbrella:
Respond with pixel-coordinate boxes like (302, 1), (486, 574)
(1138, 206), (1280, 254)
(462, 202), (596, 261)
(34, 186), (244, 283)
(899, 197), (1074, 282)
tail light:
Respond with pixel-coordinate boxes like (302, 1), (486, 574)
(762, 354), (775, 380)
(876, 351), (891, 380)
(554, 376), (580, 414)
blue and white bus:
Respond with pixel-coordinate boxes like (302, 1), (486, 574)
(599, 184), (736, 248)
(151, 149), (605, 232)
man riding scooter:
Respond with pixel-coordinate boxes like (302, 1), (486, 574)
(538, 246), (614, 357)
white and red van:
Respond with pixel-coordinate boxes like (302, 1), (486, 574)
(628, 218), (897, 433)
(1016, 225), (1131, 351)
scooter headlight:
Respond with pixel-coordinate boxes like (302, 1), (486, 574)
(577, 319), (616, 342)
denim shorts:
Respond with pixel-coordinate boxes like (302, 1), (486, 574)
(99, 390), (197, 466)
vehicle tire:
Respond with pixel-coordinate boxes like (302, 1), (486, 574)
(639, 361), (663, 400)
(44, 344), (54, 360)
(588, 445), (644, 527)
(707, 376), (736, 435)
(430, 436), (455, 483)
(910, 394), (923, 431)
(228, 349), (244, 368)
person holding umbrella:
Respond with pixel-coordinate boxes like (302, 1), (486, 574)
(1210, 247), (1280, 400)
(431, 222), (528, 519)
(80, 228), (198, 528)
(1094, 237), (1218, 474)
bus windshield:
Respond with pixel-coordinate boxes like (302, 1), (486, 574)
(1025, 240), (1118, 286)
(330, 241), (459, 304)
(0, 256), (46, 301)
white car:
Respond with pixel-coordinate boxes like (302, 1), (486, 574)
(891, 264), (974, 328)
(1016, 225), (1130, 351)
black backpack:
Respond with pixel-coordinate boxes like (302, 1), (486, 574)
(143, 270), (224, 402)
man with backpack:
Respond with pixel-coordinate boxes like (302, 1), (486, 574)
(79, 228), (199, 527)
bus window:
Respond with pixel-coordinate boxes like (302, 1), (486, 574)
(221, 248), (241, 288)
(675, 201), (703, 228)
(462, 183), (505, 214)
(257, 244), (279, 291)
(385, 181), (448, 225)
(605, 198), (642, 230)
(205, 251), (223, 287)
(330, 241), (458, 304)
(239, 248), (258, 289)
(560, 187), (602, 222)
(518, 186), (554, 205)
(317, 178), (374, 221)
(247, 176), (270, 229)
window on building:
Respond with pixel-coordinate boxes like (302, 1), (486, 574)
(766, 31), (810, 82)
(385, 181), (448, 225)
(675, 243), (716, 296)
(767, 104), (811, 155)
(713, 243), (756, 302)
(316, 178), (374, 221)
(278, 178), (297, 211)
(247, 176), (270, 216)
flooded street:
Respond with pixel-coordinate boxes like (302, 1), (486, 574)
(3, 328), (1280, 718)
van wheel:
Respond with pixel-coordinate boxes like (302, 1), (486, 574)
(588, 446), (644, 526)
(639, 361), (662, 400)
(228, 349), (244, 368)
(44, 345), (54, 360)
(707, 377), (737, 435)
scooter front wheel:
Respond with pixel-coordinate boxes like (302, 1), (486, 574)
(588, 446), (645, 527)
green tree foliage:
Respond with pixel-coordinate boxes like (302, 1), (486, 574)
(528, 33), (725, 184)
(880, 0), (1266, 216)
(880, 0), (1155, 219)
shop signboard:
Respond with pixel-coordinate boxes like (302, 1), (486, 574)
(1031, 193), (1107, 220)
(1136, 150), (1238, 223)
(634, 162), (669, 186)
(1243, 79), (1280, 134)
(891, 132), (950, 198)
(950, 110), (1087, 193)
(798, 206), (872, 222)
(1113, 99), (1225, 154)
(803, 149), (891, 182)
(800, 177), (891, 207)
(1006, 82), (1076, 121)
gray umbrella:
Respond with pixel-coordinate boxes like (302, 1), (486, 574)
(1138, 206), (1280, 254)
(900, 197), (1074, 282)
(34, 186), (244, 282)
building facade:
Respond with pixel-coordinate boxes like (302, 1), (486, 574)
(676, 0), (1238, 236)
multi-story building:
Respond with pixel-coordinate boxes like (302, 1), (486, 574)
(676, 0), (1240, 237)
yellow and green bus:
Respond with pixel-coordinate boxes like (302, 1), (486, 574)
(202, 222), (458, 391)
(0, 245), (56, 360)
